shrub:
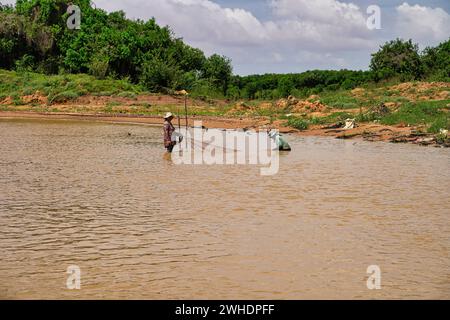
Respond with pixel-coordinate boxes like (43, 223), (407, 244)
(287, 117), (309, 130)
(106, 101), (121, 108)
(15, 54), (35, 72)
(89, 57), (109, 80)
(341, 79), (356, 90)
(140, 57), (179, 92)
(12, 94), (24, 105)
(117, 91), (137, 99)
(428, 117), (450, 134)
(422, 39), (450, 81)
(48, 90), (80, 104)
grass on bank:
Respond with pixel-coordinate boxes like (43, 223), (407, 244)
(0, 69), (232, 116)
(381, 100), (450, 133)
(0, 69), (145, 102)
(286, 100), (450, 133)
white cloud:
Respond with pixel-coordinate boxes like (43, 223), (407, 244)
(271, 0), (365, 26)
(93, 0), (375, 49)
(268, 0), (374, 46)
(272, 52), (284, 63)
(94, 0), (268, 47)
(396, 2), (450, 44)
(0, 0), (15, 5)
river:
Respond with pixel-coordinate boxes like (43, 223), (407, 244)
(0, 118), (449, 299)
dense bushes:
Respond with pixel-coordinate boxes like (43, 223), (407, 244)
(421, 40), (450, 81)
(287, 117), (309, 131)
(370, 38), (450, 82)
(231, 70), (373, 100)
(370, 39), (423, 81)
(0, 0), (232, 96)
(139, 56), (178, 92)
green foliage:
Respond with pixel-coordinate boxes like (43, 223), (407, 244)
(428, 117), (450, 134)
(421, 38), (450, 81)
(381, 101), (449, 128)
(0, 0), (221, 93)
(287, 117), (309, 130)
(0, 68), (144, 101)
(341, 78), (356, 90)
(189, 78), (223, 100)
(202, 54), (233, 96)
(323, 112), (355, 123)
(88, 55), (109, 79)
(320, 93), (360, 110)
(48, 89), (80, 104)
(140, 56), (179, 92)
(235, 70), (372, 100)
(15, 54), (35, 72)
(12, 94), (24, 105)
(278, 76), (294, 97)
(117, 91), (137, 99)
(105, 100), (121, 108)
(370, 39), (423, 81)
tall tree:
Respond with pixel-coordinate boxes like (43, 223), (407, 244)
(202, 54), (233, 96)
(370, 39), (423, 80)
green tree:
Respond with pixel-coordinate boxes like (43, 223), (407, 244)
(278, 76), (294, 97)
(2, 0), (216, 90)
(139, 56), (179, 92)
(370, 39), (423, 80)
(421, 38), (450, 81)
(202, 54), (232, 96)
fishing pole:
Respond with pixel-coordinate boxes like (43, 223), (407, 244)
(184, 92), (188, 148)
(177, 103), (183, 151)
(184, 93), (188, 130)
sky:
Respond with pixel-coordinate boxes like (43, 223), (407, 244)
(2, 0), (449, 75)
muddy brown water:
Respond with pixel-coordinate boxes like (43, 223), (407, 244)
(0, 118), (449, 299)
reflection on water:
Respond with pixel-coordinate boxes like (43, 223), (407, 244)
(0, 118), (449, 299)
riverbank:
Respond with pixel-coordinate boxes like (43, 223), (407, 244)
(1, 69), (449, 146)
(2, 110), (449, 147)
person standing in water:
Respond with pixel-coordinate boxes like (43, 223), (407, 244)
(163, 112), (177, 153)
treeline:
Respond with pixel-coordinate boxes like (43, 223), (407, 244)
(0, 0), (233, 97)
(233, 38), (450, 100)
(1, 1), (449, 101)
(231, 70), (373, 100)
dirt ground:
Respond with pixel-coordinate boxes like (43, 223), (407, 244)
(0, 110), (283, 131)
